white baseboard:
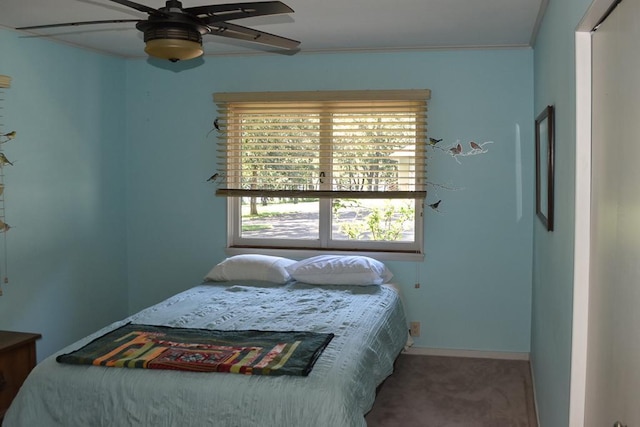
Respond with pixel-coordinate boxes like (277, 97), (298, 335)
(529, 356), (541, 427)
(403, 346), (530, 361)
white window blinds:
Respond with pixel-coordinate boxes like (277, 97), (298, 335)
(213, 89), (430, 199)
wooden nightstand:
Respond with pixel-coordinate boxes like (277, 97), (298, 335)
(0, 330), (41, 420)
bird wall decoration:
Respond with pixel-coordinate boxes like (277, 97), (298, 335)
(449, 143), (462, 156)
(0, 128), (15, 289)
(206, 118), (221, 137)
(206, 171), (226, 184)
(0, 153), (13, 166)
(0, 131), (16, 142)
(428, 138), (494, 165)
(429, 137), (493, 158)
(0, 80), (15, 291)
(426, 136), (495, 211)
(428, 200), (441, 210)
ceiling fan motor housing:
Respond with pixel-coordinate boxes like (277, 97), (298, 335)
(141, 25), (203, 44)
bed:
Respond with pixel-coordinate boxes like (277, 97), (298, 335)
(4, 255), (409, 427)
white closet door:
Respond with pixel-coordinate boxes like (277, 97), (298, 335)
(587, 0), (640, 425)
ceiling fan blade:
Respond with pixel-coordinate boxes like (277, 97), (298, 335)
(17, 19), (141, 30)
(186, 1), (293, 23)
(209, 21), (299, 49)
(106, 0), (165, 16)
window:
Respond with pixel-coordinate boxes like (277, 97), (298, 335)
(213, 90), (430, 257)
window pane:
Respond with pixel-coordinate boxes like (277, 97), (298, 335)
(332, 113), (419, 192)
(332, 199), (415, 242)
(241, 197), (319, 240)
(238, 113), (320, 191)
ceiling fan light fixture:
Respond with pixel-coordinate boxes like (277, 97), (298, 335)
(142, 26), (204, 62)
(144, 38), (203, 62)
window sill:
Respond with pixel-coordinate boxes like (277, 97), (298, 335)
(225, 246), (425, 262)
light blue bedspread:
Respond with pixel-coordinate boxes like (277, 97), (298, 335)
(4, 282), (408, 427)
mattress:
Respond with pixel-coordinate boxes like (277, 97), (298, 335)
(4, 281), (408, 427)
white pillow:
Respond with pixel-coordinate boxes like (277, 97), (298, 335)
(204, 254), (297, 284)
(285, 255), (393, 285)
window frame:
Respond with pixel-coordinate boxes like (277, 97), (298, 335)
(217, 90), (429, 260)
(227, 197), (424, 256)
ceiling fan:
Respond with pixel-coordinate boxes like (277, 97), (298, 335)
(17, 0), (299, 62)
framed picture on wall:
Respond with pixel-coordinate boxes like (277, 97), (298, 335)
(535, 105), (555, 231)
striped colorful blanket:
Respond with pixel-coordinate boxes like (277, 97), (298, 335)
(56, 323), (334, 377)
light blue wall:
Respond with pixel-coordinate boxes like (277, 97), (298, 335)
(125, 49), (534, 353)
(0, 25), (535, 361)
(531, 0), (593, 425)
(0, 28), (128, 360)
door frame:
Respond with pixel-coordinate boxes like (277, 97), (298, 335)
(571, 1), (618, 425)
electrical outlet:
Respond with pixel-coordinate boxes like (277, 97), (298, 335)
(414, 283), (420, 289)
(409, 321), (421, 337)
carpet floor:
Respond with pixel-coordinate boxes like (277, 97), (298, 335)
(365, 354), (537, 427)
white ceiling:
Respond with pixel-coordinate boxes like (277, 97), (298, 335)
(0, 0), (545, 58)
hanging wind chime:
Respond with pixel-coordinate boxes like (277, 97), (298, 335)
(0, 75), (14, 295)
